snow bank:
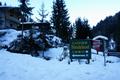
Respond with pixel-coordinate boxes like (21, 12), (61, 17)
(44, 47), (63, 59)
(0, 29), (21, 45)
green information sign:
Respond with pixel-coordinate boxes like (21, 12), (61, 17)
(70, 39), (91, 63)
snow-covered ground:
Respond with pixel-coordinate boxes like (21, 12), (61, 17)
(1, 48), (120, 80)
(0, 29), (120, 80)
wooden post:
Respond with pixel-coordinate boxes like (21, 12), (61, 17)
(21, 12), (24, 39)
(97, 50), (98, 54)
(4, 8), (6, 28)
(103, 40), (107, 66)
(21, 12), (24, 52)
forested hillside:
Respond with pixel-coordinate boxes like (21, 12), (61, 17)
(93, 11), (120, 51)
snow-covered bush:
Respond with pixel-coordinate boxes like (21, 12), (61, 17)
(7, 34), (43, 56)
(7, 30), (54, 56)
(0, 29), (62, 57)
(46, 35), (62, 47)
(0, 29), (21, 46)
(0, 29), (21, 50)
(0, 42), (8, 50)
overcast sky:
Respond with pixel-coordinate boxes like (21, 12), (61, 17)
(1, 0), (120, 27)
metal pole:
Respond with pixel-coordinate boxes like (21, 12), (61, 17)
(21, 12), (24, 39)
(21, 12), (24, 52)
(4, 8), (6, 28)
(22, 22), (24, 38)
(103, 40), (107, 66)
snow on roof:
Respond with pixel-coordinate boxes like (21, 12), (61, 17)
(93, 35), (108, 40)
(0, 6), (19, 9)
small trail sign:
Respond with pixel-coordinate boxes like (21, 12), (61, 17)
(70, 39), (91, 63)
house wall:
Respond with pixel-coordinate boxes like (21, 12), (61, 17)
(0, 7), (20, 29)
(0, 10), (5, 29)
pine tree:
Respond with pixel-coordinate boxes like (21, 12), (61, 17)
(37, 2), (48, 23)
(18, 0), (33, 51)
(75, 18), (91, 39)
(18, 0), (33, 36)
(18, 0), (33, 22)
(51, 0), (70, 43)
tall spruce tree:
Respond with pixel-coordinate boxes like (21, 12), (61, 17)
(51, 0), (70, 43)
(18, 0), (33, 37)
(18, 0), (33, 22)
(75, 18), (91, 39)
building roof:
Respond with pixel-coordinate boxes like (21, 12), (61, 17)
(20, 22), (50, 26)
(93, 35), (108, 40)
(0, 6), (20, 10)
(0, 6), (22, 18)
(18, 22), (50, 30)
